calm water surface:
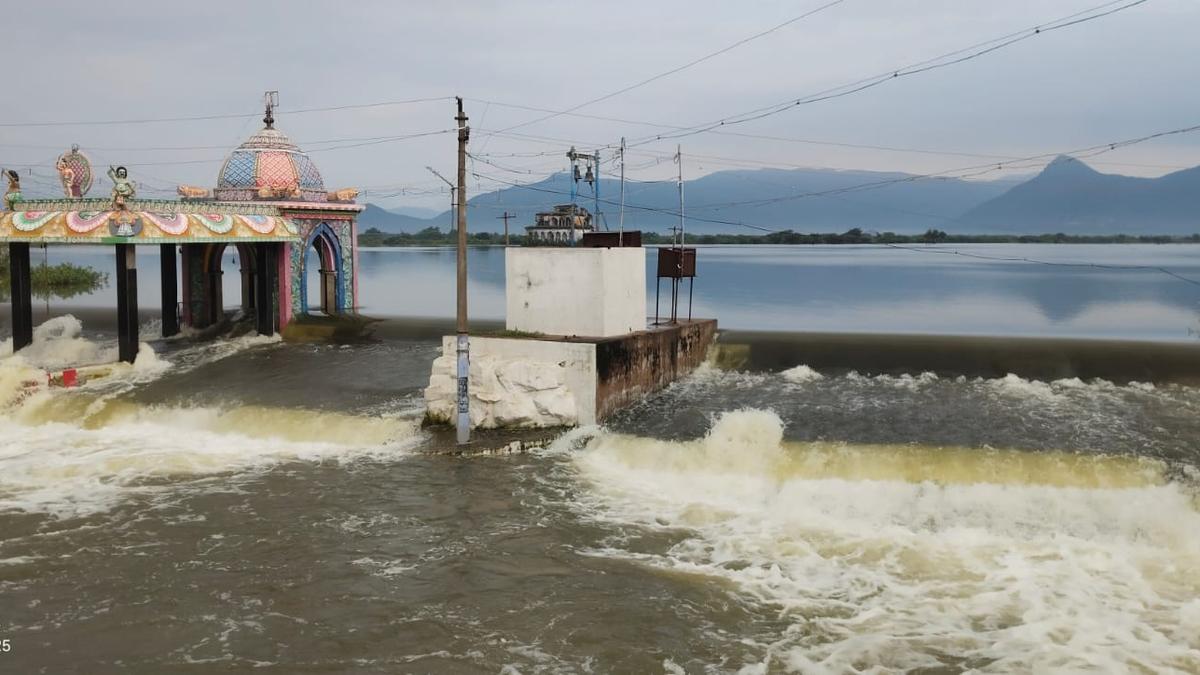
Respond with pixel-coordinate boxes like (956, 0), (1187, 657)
(2, 244), (1199, 672)
(28, 243), (1200, 340)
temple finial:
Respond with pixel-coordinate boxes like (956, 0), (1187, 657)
(263, 90), (279, 129)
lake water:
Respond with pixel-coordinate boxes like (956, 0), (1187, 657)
(2, 244), (1200, 672)
(26, 243), (1200, 340)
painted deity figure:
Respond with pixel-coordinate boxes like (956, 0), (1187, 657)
(2, 169), (21, 210)
(108, 165), (136, 209)
(56, 157), (77, 198)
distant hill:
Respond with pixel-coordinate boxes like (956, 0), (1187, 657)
(364, 159), (1200, 236)
(957, 156), (1200, 235)
(358, 203), (440, 233)
(448, 169), (1021, 235)
(387, 205), (441, 219)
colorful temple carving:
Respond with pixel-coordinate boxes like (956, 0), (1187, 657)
(1, 93), (363, 361)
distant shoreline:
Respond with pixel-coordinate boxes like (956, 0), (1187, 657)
(358, 227), (1200, 247)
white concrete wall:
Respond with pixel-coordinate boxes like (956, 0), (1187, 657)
(506, 248), (646, 338)
(425, 336), (598, 429)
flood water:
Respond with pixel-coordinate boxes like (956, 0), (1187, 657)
(2, 244), (1200, 672)
(27, 242), (1200, 340)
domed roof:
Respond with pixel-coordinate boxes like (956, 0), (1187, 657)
(213, 116), (326, 202)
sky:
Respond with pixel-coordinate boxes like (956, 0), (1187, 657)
(3, 0), (1197, 211)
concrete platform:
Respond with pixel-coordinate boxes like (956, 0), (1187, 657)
(425, 319), (717, 429)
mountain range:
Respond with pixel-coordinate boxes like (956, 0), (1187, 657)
(357, 157), (1200, 236)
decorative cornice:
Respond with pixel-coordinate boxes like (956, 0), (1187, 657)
(11, 198), (283, 216)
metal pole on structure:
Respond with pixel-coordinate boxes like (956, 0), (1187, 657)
(497, 212), (512, 246)
(676, 144), (685, 247)
(567, 147), (578, 246)
(619, 137), (625, 246)
(593, 150), (601, 232)
(454, 97), (471, 445)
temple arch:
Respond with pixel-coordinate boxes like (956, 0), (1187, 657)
(201, 242), (257, 325)
(302, 222), (344, 315)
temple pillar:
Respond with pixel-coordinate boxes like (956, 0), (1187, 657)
(115, 244), (138, 363)
(208, 262), (224, 326)
(160, 244), (179, 337)
(8, 242), (32, 351)
(240, 262), (255, 314)
(254, 243), (276, 336)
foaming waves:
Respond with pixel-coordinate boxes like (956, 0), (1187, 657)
(0, 405), (424, 518)
(571, 410), (1200, 672)
(12, 315), (117, 370)
(773, 364), (1164, 398)
(780, 365), (823, 383)
(0, 315), (171, 397)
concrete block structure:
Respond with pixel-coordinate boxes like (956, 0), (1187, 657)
(427, 245), (715, 429)
(425, 321), (716, 428)
(505, 247), (646, 338)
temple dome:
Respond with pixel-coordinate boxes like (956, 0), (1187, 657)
(214, 123), (326, 202)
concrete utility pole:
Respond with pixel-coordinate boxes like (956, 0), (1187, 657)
(497, 212), (512, 246)
(455, 97), (470, 445)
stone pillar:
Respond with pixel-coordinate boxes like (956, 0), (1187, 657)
(7, 242), (32, 351)
(160, 244), (179, 337)
(115, 244), (138, 363)
(239, 246), (255, 314)
(254, 243), (276, 336)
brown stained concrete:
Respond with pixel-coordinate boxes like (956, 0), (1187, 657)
(716, 330), (1200, 385)
(592, 320), (718, 421)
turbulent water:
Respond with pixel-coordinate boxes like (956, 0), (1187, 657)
(2, 319), (1199, 673)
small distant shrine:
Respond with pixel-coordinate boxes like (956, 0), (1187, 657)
(1, 92), (363, 362)
(524, 204), (593, 244)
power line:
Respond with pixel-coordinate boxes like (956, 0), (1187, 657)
(473, 111), (1189, 173)
(491, 0), (848, 135)
(0, 96), (454, 128)
(12, 129), (456, 170)
(625, 0), (1152, 148)
(470, 167), (778, 232)
(471, 119), (1200, 233)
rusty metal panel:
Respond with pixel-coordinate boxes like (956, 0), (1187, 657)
(580, 231), (643, 248)
(657, 247), (696, 278)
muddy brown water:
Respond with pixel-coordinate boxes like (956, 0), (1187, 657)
(1, 314), (1199, 672)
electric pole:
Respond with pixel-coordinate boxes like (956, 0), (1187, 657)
(455, 97), (470, 445)
(497, 212), (512, 246)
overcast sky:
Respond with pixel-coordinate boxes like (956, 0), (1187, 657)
(3, 0), (1197, 210)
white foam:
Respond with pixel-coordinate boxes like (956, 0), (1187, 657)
(569, 410), (1200, 672)
(12, 315), (117, 370)
(0, 407), (424, 518)
(0, 321), (416, 518)
(780, 365), (823, 383)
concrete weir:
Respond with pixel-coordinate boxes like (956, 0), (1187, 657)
(425, 247), (715, 429)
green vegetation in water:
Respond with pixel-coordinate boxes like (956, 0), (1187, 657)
(0, 252), (108, 301)
(358, 226), (1200, 247)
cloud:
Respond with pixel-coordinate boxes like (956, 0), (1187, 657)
(3, 0), (1196, 209)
